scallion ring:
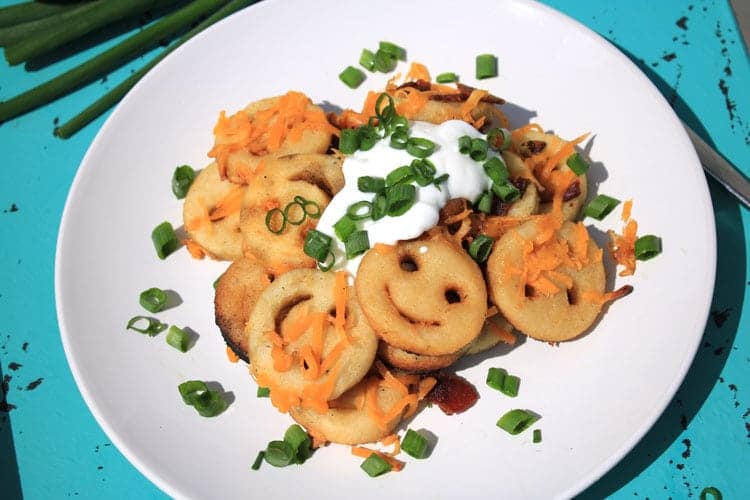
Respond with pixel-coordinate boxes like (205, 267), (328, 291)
(151, 221), (180, 260)
(385, 183), (416, 216)
(339, 65), (366, 89)
(264, 440), (295, 467)
(166, 325), (190, 352)
(469, 234), (494, 263)
(317, 251), (336, 272)
(345, 230), (370, 258)
(378, 40), (406, 61)
(492, 182), (521, 202)
(433, 173), (450, 191)
(566, 152), (589, 175)
(469, 137), (489, 161)
(339, 128), (360, 154)
(358, 124), (380, 151)
(385, 165), (415, 187)
(360, 453), (392, 477)
(406, 137), (436, 158)
(390, 129), (408, 149)
(475, 191), (493, 214)
(358, 176), (386, 194)
(435, 72), (458, 83)
(126, 316), (167, 336)
(171, 165), (195, 199)
(483, 156), (509, 185)
(374, 49), (397, 73)
(139, 287), (167, 313)
(583, 194), (620, 220)
(283, 201), (306, 225)
(458, 135), (472, 154)
(496, 409), (538, 435)
(333, 214), (356, 242)
(303, 230), (333, 263)
(359, 48), (376, 71)
(401, 429), (429, 459)
(296, 196), (321, 219)
(346, 201), (372, 221)
(476, 53), (498, 79)
(265, 207), (287, 234)
(371, 192), (388, 221)
(486, 127), (512, 151)
(634, 235), (662, 261)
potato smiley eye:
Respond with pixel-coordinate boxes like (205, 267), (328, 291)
(399, 256), (419, 272)
(444, 289), (461, 304)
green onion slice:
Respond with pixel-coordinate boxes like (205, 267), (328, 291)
(476, 53), (498, 79)
(126, 316), (167, 336)
(339, 65), (366, 89)
(284, 201), (307, 225)
(295, 195), (321, 219)
(264, 440), (296, 467)
(151, 221), (180, 260)
(469, 234), (494, 263)
(386, 184), (417, 216)
(401, 429), (429, 459)
(284, 424), (312, 463)
(533, 429), (542, 444)
(390, 129), (408, 150)
(435, 72), (458, 83)
(486, 367), (507, 391)
(359, 48), (376, 71)
(371, 193), (388, 221)
(360, 453), (392, 477)
(177, 381), (228, 417)
(583, 194), (620, 220)
(358, 125), (380, 151)
(317, 251), (336, 272)
(483, 156), (509, 186)
(470, 138), (489, 161)
(492, 182), (521, 202)
(406, 137), (436, 158)
(304, 230), (333, 263)
(178, 380), (208, 404)
(139, 287), (167, 313)
(412, 158), (437, 186)
(502, 374), (520, 397)
(475, 191), (493, 214)
(487, 128), (512, 151)
(166, 325), (190, 352)
(374, 50), (397, 73)
(378, 41), (406, 61)
(386, 165), (415, 186)
(345, 230), (370, 258)
(171, 165), (195, 199)
(497, 409), (539, 435)
(375, 92), (396, 127)
(433, 173), (450, 190)
(339, 128), (360, 154)
(347, 201), (373, 221)
(265, 208), (287, 234)
(251, 451), (265, 471)
(256, 386), (270, 398)
(634, 235), (662, 261)
(458, 135), (472, 154)
(333, 214), (357, 242)
(566, 152), (589, 175)
(358, 176), (386, 194)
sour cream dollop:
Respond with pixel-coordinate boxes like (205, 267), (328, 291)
(316, 120), (497, 275)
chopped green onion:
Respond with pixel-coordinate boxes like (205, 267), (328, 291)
(284, 424), (312, 463)
(359, 48), (376, 71)
(360, 453), (392, 477)
(435, 72), (458, 83)
(358, 125), (380, 151)
(297, 196), (321, 219)
(406, 137), (436, 158)
(412, 158), (437, 186)
(386, 184), (417, 216)
(583, 194), (620, 220)
(333, 214), (357, 242)
(475, 191), (493, 214)
(486, 367), (507, 391)
(533, 429), (542, 444)
(213, 275), (222, 289)
(502, 374), (520, 397)
(458, 135), (472, 154)
(378, 41), (406, 61)
(374, 48), (398, 72)
(347, 201), (373, 221)
(251, 451), (265, 471)
(126, 316), (167, 336)
(339, 128), (360, 154)
(497, 409), (538, 435)
(566, 152), (589, 175)
(371, 193), (388, 221)
(487, 128), (512, 151)
(151, 221), (180, 260)
(256, 386), (270, 398)
(317, 251), (335, 272)
(476, 53), (498, 79)
(483, 156), (509, 186)
(339, 65), (366, 88)
(469, 234), (494, 263)
(171, 165), (195, 199)
(386, 165), (415, 186)
(139, 287), (167, 313)
(265, 207), (287, 234)
(634, 235), (662, 261)
(433, 173), (450, 190)
(345, 230), (370, 258)
(699, 487), (723, 500)
(492, 182), (521, 202)
(401, 429), (429, 459)
(284, 201), (306, 225)
(470, 138), (489, 161)
(166, 325), (190, 352)
(264, 440), (296, 467)
(390, 129), (409, 149)
(303, 230), (333, 263)
(178, 380), (228, 417)
(358, 176), (386, 194)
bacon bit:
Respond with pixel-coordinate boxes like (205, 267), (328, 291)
(226, 346), (240, 363)
(621, 199), (633, 222)
(562, 180), (582, 202)
(350, 447), (405, 471)
(397, 79), (432, 92)
(209, 186), (244, 221)
(426, 373), (479, 415)
(405, 62), (431, 82)
(373, 243), (396, 255)
(184, 239), (205, 259)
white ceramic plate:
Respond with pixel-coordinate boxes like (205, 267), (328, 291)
(55, 0), (716, 498)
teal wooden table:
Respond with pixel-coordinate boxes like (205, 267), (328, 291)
(1, 1), (747, 498)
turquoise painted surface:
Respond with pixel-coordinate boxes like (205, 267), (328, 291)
(0, 1), (747, 498)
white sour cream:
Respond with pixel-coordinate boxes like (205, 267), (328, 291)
(316, 120), (498, 275)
